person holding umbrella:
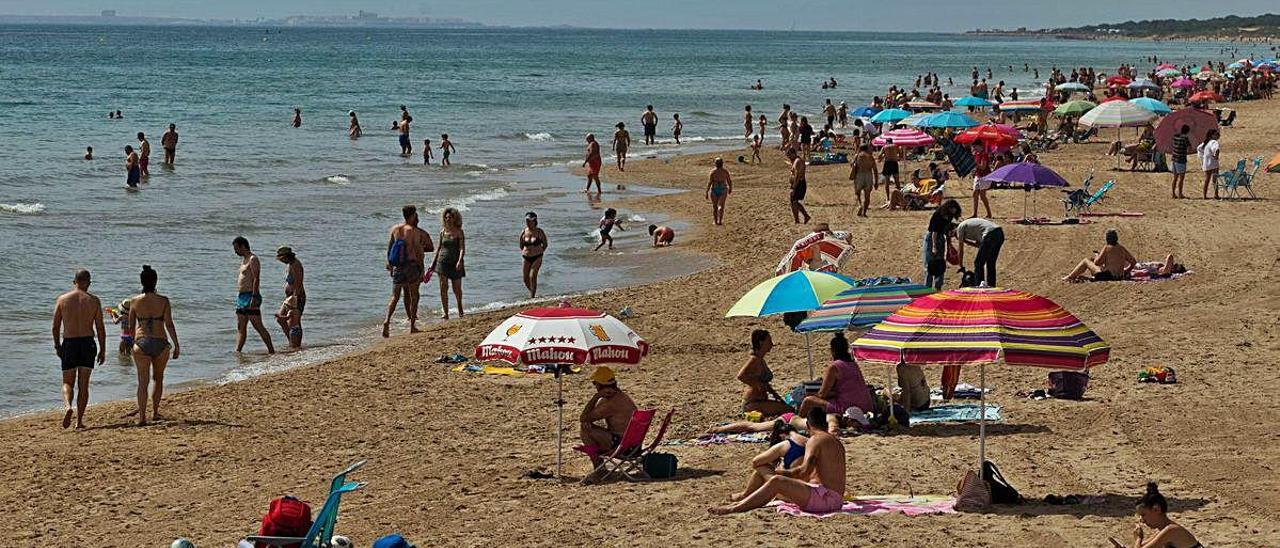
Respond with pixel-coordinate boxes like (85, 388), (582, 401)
(954, 217), (1005, 287)
(579, 366), (637, 468)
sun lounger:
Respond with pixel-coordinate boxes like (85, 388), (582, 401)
(245, 461), (367, 548)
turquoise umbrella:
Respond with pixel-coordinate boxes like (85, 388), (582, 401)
(870, 108), (912, 124)
(726, 270), (857, 318)
(954, 96), (993, 108)
(917, 111), (980, 129)
(1129, 97), (1172, 115)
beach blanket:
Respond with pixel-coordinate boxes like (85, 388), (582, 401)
(941, 139), (975, 178)
(909, 404), (1002, 423)
(663, 432), (770, 447)
(1126, 262), (1193, 282)
(1078, 211), (1145, 217)
(452, 364), (524, 376)
(774, 495), (956, 518)
(931, 383), (991, 400)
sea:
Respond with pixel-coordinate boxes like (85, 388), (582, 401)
(0, 25), (1248, 416)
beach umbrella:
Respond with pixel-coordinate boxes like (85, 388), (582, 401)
(1156, 63), (1177, 70)
(981, 161), (1071, 219)
(917, 111), (980, 129)
(953, 96), (993, 108)
(1055, 82), (1090, 93)
(775, 232), (855, 275)
(1171, 78), (1196, 89)
(872, 127), (935, 147)
(1099, 96), (1127, 104)
(1189, 91), (1222, 104)
(1156, 68), (1181, 78)
(1193, 71), (1222, 81)
(852, 287), (1109, 471)
(1267, 151), (1280, 174)
(870, 108), (912, 124)
(954, 124), (1018, 147)
(1079, 100), (1156, 129)
(1227, 62), (1245, 70)
(1052, 100), (1097, 117)
(1129, 97), (1172, 115)
(900, 112), (932, 127)
(1105, 75), (1131, 86)
(850, 106), (882, 118)
(1154, 107), (1218, 154)
(727, 270), (857, 378)
(1127, 79), (1160, 91)
(475, 305), (649, 477)
(998, 100), (1045, 113)
(906, 100), (942, 111)
(795, 282), (936, 333)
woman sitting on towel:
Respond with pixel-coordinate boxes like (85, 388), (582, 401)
(1108, 482), (1202, 548)
(798, 334), (872, 433)
(725, 421), (810, 504)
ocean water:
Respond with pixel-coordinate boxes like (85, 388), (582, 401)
(0, 25), (1241, 416)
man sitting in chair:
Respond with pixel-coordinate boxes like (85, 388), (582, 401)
(579, 366), (638, 467)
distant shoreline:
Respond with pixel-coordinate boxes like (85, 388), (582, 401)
(966, 30), (1277, 44)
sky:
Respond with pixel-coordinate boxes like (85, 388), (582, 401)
(1, 1), (1276, 32)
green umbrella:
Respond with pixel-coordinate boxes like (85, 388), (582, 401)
(1053, 100), (1097, 118)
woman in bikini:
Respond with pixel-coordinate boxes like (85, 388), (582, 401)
(725, 420), (809, 503)
(127, 265), (179, 426)
(275, 246), (305, 347)
(518, 212), (548, 298)
(738, 329), (793, 418)
(706, 157), (732, 226)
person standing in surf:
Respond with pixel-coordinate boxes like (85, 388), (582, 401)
(124, 145), (140, 188)
(349, 111), (362, 139)
(136, 132), (151, 178)
(519, 212), (548, 298)
(397, 107), (413, 155)
(583, 134), (603, 194)
(641, 105), (658, 146)
(672, 113), (683, 145)
(383, 205), (433, 337)
(291, 108), (302, 128)
(233, 237), (275, 354)
(612, 123), (631, 172)
(743, 105), (754, 138)
(51, 269), (106, 429)
(161, 124), (178, 166)
(439, 134), (455, 166)
(433, 208), (466, 320)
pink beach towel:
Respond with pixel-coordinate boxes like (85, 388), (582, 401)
(774, 495), (957, 517)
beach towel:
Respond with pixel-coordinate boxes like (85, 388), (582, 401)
(452, 364), (524, 376)
(1126, 262), (1193, 282)
(909, 404), (1002, 424)
(941, 139), (975, 178)
(931, 383), (991, 400)
(773, 495), (956, 518)
(663, 432), (770, 447)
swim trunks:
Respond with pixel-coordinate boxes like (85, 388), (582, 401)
(288, 326), (303, 341)
(59, 336), (96, 370)
(881, 160), (899, 177)
(853, 172), (874, 193)
(1093, 270), (1123, 282)
(398, 134), (410, 148)
(235, 291), (262, 316)
(802, 483), (844, 514)
(392, 261), (424, 286)
(587, 157), (602, 176)
(791, 178), (807, 202)
(711, 185), (727, 198)
(139, 156), (149, 173)
(973, 177), (993, 192)
(127, 165), (140, 187)
(643, 123), (656, 138)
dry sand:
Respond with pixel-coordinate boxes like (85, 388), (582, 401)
(3, 98), (1279, 547)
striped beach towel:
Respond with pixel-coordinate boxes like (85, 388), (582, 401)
(942, 139), (976, 178)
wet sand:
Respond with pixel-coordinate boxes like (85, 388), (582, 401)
(2, 98), (1279, 546)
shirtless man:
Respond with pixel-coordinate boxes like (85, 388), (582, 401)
(136, 132), (151, 177)
(233, 237), (275, 353)
(709, 407), (846, 515)
(879, 139), (902, 203)
(849, 144), (878, 217)
(51, 270), (106, 429)
(398, 106), (413, 155)
(383, 205), (435, 337)
(124, 145), (140, 188)
(823, 99), (837, 128)
(788, 150), (812, 224)
(648, 224), (675, 247)
(706, 157), (732, 225)
(579, 366), (638, 468)
(583, 134), (603, 194)
(611, 123), (630, 171)
(641, 105), (658, 145)
(160, 124), (178, 165)
(1064, 229), (1137, 282)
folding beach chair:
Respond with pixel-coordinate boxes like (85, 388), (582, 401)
(245, 461), (367, 548)
(577, 408), (660, 485)
(1235, 156), (1262, 199)
(1216, 159), (1247, 198)
(1080, 180), (1115, 214)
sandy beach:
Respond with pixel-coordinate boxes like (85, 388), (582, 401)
(5, 96), (1280, 546)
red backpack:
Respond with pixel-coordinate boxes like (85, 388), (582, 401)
(256, 496), (312, 548)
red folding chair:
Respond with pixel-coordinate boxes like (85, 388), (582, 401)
(576, 408), (656, 484)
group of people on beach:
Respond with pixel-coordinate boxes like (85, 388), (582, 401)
(97, 124), (179, 189)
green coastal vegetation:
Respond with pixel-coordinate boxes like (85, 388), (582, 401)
(971, 13), (1280, 38)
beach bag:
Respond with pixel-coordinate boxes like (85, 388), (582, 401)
(256, 496), (312, 548)
(387, 238), (407, 268)
(955, 469), (991, 510)
(946, 242), (960, 266)
(1047, 371), (1089, 400)
(642, 453), (678, 479)
(982, 460), (1023, 504)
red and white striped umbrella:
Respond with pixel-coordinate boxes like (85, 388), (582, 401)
(775, 231), (854, 275)
(476, 306), (648, 365)
(872, 128), (934, 148)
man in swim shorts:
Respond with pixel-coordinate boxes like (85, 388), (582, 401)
(583, 134), (602, 194)
(383, 205), (434, 337)
(641, 105), (658, 146)
(398, 105), (413, 155)
(233, 236), (275, 354)
(879, 138), (902, 203)
(849, 144), (878, 217)
(612, 123), (630, 171)
(161, 124), (178, 165)
(136, 132), (151, 178)
(124, 145), (140, 188)
(788, 150), (811, 224)
(709, 407), (847, 515)
(579, 366), (638, 468)
(51, 269), (106, 429)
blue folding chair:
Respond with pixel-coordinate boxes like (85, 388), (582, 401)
(1216, 159), (1247, 198)
(1235, 156), (1262, 199)
(245, 461), (366, 548)
(1079, 179), (1115, 214)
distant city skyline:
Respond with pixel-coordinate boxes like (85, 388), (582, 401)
(0, 1), (1277, 32)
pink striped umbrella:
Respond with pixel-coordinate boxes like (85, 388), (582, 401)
(872, 128), (934, 148)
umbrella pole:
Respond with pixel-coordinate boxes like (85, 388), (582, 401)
(556, 365), (564, 478)
(806, 332), (814, 380)
(978, 361), (988, 473)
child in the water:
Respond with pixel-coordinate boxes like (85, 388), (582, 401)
(107, 299), (133, 354)
(439, 134), (455, 166)
(423, 139), (434, 164)
(594, 208), (625, 251)
(275, 288), (303, 349)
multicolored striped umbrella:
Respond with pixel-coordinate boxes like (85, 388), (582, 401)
(1079, 100), (1156, 129)
(872, 128), (934, 147)
(997, 100), (1044, 112)
(851, 287), (1109, 370)
(795, 282), (936, 333)
(726, 270), (855, 318)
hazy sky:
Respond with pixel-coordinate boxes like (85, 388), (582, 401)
(2, 1), (1276, 32)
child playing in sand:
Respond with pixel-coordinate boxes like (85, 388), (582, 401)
(750, 135), (763, 164)
(595, 208), (625, 251)
(439, 134), (455, 166)
(107, 299), (133, 355)
(422, 139), (433, 165)
(275, 289), (303, 349)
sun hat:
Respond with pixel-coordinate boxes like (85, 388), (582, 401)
(589, 366), (617, 385)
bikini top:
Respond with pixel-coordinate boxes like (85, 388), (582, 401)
(520, 232), (545, 249)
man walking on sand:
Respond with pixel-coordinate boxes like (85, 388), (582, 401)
(161, 124), (178, 166)
(788, 150), (812, 224)
(233, 237), (275, 354)
(383, 205), (434, 338)
(849, 144), (877, 217)
(51, 269), (106, 429)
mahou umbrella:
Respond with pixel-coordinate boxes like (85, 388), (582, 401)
(852, 287), (1109, 470)
(775, 231), (855, 275)
(476, 306), (649, 476)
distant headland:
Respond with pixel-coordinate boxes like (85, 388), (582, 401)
(968, 13), (1280, 42)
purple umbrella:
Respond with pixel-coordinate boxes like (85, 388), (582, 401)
(980, 162), (1070, 220)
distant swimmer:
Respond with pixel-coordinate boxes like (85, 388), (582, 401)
(115, 109), (123, 119)
(84, 146), (93, 161)
(398, 105), (413, 155)
(753, 79), (764, 91)
(439, 134), (455, 167)
(124, 145), (140, 188)
(649, 224), (675, 247)
(583, 133), (602, 194)
(641, 105), (658, 146)
(672, 113), (682, 145)
(160, 124), (178, 166)
(348, 111), (362, 139)
(291, 108), (302, 128)
(612, 122), (630, 172)
(51, 269), (106, 429)
(136, 132), (150, 178)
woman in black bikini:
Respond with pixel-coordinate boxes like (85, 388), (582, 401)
(127, 265), (179, 426)
(518, 212), (548, 298)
